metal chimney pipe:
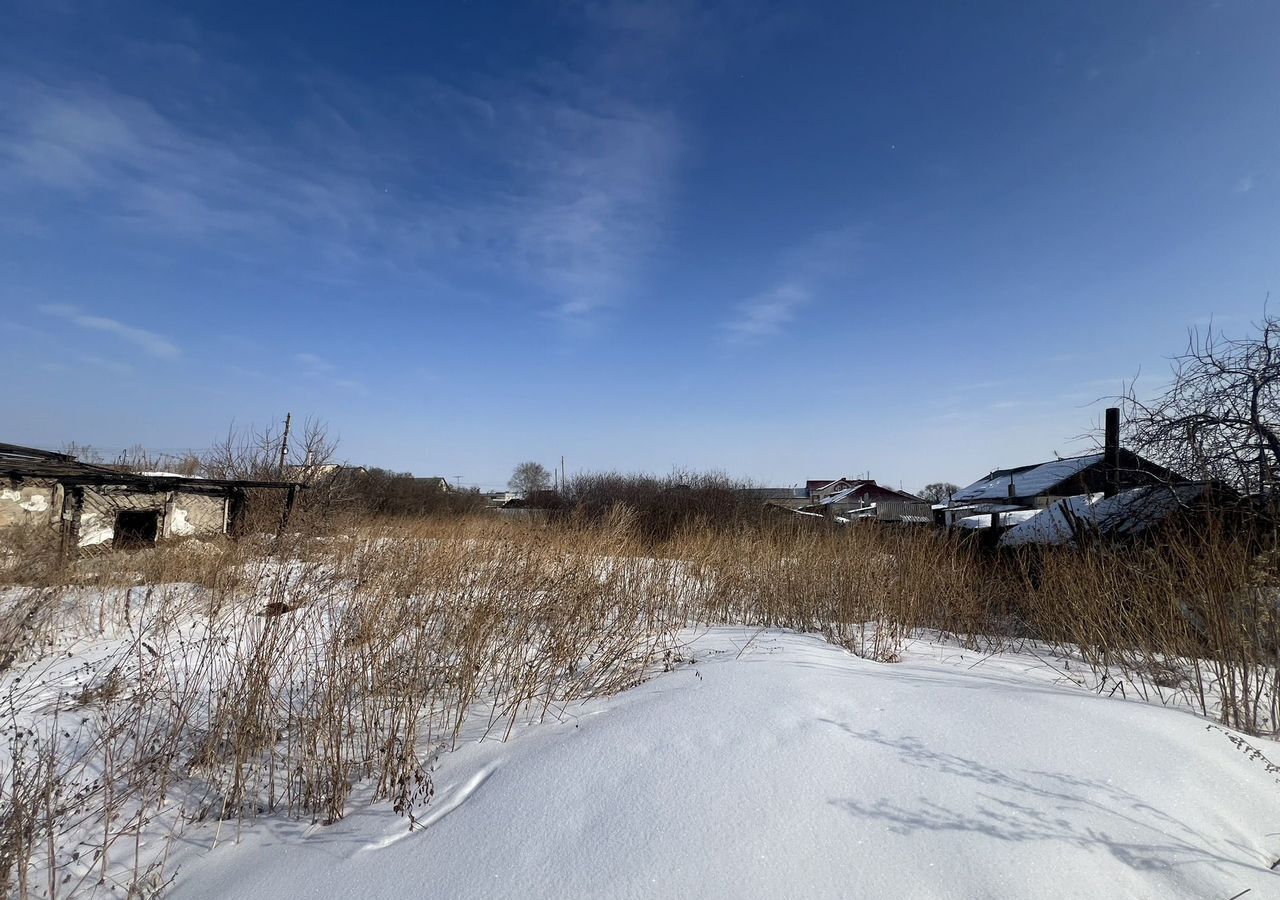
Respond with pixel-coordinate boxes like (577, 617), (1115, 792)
(1104, 407), (1121, 498)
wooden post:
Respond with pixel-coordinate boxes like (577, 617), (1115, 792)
(987, 509), (1003, 552)
(162, 491), (176, 540)
(59, 485), (84, 562)
(228, 488), (247, 537)
(280, 484), (298, 532)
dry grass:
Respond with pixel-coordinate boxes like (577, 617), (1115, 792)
(0, 514), (684, 897)
(0, 510), (1277, 897)
(1014, 524), (1280, 733)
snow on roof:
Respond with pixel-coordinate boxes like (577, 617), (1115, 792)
(789, 508), (828, 519)
(785, 508), (854, 525)
(138, 471), (204, 479)
(822, 487), (863, 505)
(956, 509), (1042, 529)
(951, 454), (1104, 503)
(948, 502), (1025, 515)
(999, 484), (1210, 547)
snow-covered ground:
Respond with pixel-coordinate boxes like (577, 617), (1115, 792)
(166, 628), (1280, 900)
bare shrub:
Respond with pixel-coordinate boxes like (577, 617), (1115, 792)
(340, 469), (487, 519)
(1017, 520), (1280, 733)
(561, 470), (766, 542)
(200, 417), (338, 534)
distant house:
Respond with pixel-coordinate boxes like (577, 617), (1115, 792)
(765, 480), (927, 524)
(413, 477), (451, 492)
(950, 451), (1181, 509)
(820, 482), (922, 508)
(941, 430), (1227, 541)
(0, 442), (296, 553)
(501, 489), (562, 510)
(810, 482), (928, 524)
(805, 478), (920, 503)
(806, 479), (858, 500)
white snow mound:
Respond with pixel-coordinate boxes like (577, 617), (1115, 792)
(170, 628), (1280, 900)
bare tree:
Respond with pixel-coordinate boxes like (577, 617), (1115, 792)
(200, 417), (342, 531)
(1117, 313), (1280, 497)
(919, 482), (960, 503)
(201, 417), (338, 482)
(509, 461), (551, 496)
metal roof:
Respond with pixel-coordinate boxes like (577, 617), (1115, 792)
(952, 454), (1105, 503)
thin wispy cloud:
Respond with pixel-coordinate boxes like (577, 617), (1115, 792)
(293, 351), (363, 393)
(947, 380), (1009, 394)
(722, 226), (863, 345)
(1081, 374), (1143, 389)
(512, 99), (681, 323)
(0, 36), (682, 327)
(38, 303), (179, 359)
(724, 284), (810, 343)
(776, 226), (865, 282)
(294, 353), (334, 375)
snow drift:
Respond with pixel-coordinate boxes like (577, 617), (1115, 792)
(169, 629), (1280, 900)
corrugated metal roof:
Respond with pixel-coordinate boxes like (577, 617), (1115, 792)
(951, 454), (1104, 503)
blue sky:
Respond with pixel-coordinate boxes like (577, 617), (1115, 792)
(4, 1), (1279, 491)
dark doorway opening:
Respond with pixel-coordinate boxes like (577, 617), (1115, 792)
(114, 510), (160, 548)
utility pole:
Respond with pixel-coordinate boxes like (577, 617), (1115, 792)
(453, 474), (463, 490)
(279, 412), (292, 476)
(560, 455), (566, 493)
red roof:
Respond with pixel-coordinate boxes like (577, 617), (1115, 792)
(806, 478), (922, 503)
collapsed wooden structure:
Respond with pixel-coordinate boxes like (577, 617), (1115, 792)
(0, 442), (299, 554)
